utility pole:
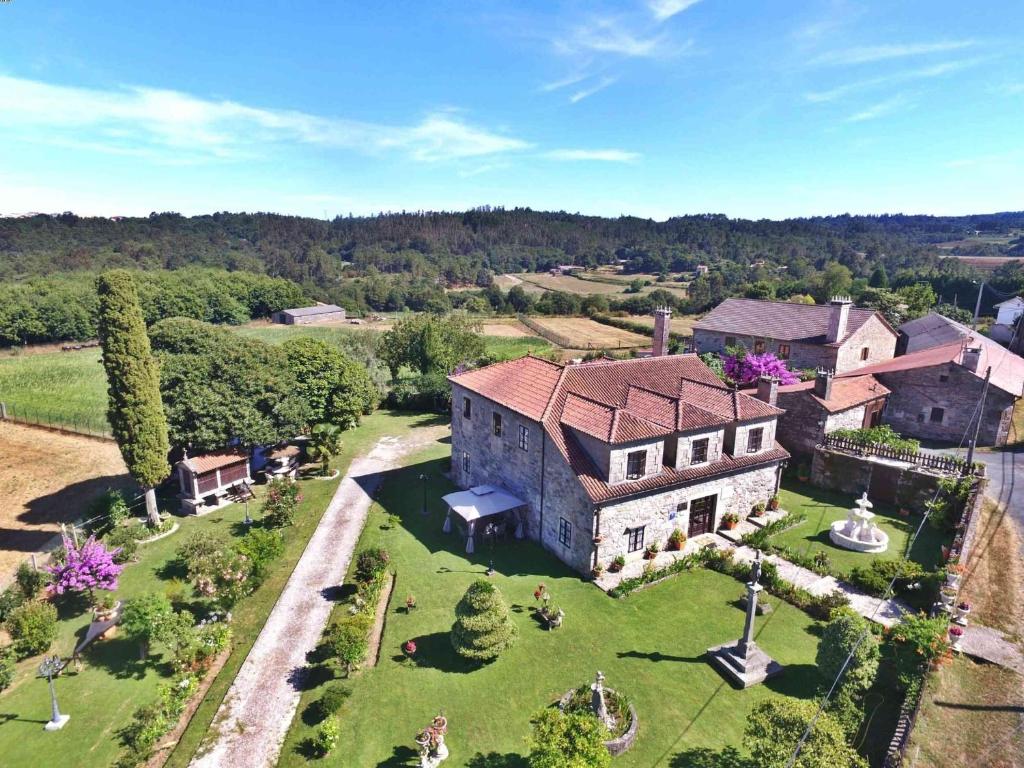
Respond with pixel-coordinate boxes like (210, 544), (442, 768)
(972, 280), (985, 330)
(964, 365), (992, 474)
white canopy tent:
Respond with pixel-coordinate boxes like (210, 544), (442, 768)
(442, 485), (526, 554)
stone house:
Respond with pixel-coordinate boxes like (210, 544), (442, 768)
(448, 354), (789, 575)
(693, 297), (897, 374)
(746, 372), (889, 457)
(897, 312), (971, 355)
(839, 335), (1024, 446)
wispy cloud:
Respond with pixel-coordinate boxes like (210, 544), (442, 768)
(556, 17), (670, 58)
(806, 59), (981, 103)
(997, 82), (1024, 95)
(543, 148), (640, 162)
(846, 95), (909, 122)
(540, 72), (589, 92)
(647, 0), (701, 22)
(568, 77), (617, 104)
(0, 75), (531, 163)
(813, 39), (975, 66)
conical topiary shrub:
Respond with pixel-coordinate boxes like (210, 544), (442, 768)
(450, 579), (518, 662)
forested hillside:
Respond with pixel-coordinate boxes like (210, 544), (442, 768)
(2, 208), (1023, 346)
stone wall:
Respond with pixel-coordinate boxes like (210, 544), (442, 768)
(875, 363), (1016, 446)
(540, 434), (599, 573)
(668, 427), (725, 470)
(594, 464), (780, 567)
(811, 446), (953, 511)
(607, 439), (665, 485)
(833, 316), (898, 372)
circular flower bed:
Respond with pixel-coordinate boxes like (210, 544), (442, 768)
(558, 683), (639, 756)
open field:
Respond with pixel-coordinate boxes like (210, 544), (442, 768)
(524, 316), (651, 349)
(0, 423), (129, 585)
(619, 313), (701, 336)
(278, 443), (826, 767)
(939, 254), (1023, 272)
(511, 272), (689, 298)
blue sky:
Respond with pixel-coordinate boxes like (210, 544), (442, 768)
(0, 1), (1021, 219)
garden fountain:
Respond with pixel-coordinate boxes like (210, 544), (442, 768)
(829, 492), (888, 554)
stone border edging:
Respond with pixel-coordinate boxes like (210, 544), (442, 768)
(557, 687), (639, 756)
(139, 522), (181, 544)
(302, 469), (341, 481)
(368, 570), (397, 667)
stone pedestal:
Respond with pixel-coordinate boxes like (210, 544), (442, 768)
(44, 714), (70, 732)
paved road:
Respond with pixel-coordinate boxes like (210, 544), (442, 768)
(974, 448), (1023, 554)
(190, 427), (444, 768)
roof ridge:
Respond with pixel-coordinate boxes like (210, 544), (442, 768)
(563, 390), (616, 411)
(540, 364), (571, 423)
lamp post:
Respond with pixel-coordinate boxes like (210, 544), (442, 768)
(243, 499), (252, 526)
(419, 473), (428, 515)
(39, 655), (69, 731)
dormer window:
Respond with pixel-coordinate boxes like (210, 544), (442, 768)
(626, 450), (647, 480)
(691, 438), (709, 465)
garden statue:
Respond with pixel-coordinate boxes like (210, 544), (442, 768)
(591, 671), (616, 730)
(416, 714), (449, 767)
(707, 550), (784, 688)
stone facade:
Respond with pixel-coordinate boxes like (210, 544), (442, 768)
(874, 364), (1016, 446)
(811, 446), (957, 511)
(693, 313), (896, 374)
(774, 392), (873, 456)
(450, 382), (786, 575)
(594, 464), (781, 568)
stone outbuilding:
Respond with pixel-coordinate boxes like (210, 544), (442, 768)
(839, 335), (1024, 446)
(271, 304), (346, 325)
(448, 354), (789, 575)
(693, 297), (897, 374)
(897, 312), (972, 355)
(177, 449), (254, 514)
(746, 372), (889, 457)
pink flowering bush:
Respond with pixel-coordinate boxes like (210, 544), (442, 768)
(723, 352), (798, 386)
(47, 533), (123, 597)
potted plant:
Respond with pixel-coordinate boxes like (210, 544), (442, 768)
(643, 542), (660, 560)
(955, 601), (971, 625)
(767, 495), (780, 512)
(796, 463), (810, 482)
(939, 585), (957, 608)
(722, 512), (740, 530)
(403, 639), (417, 662)
(405, 594), (417, 612)
(591, 563), (605, 579)
(609, 555), (625, 573)
(948, 624), (964, 651)
(666, 528), (687, 552)
(93, 592), (118, 623)
(945, 563), (964, 588)
(750, 502), (767, 519)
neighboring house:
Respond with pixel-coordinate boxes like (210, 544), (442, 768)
(897, 312), (972, 355)
(448, 354), (789, 575)
(745, 372), (890, 457)
(271, 303), (346, 325)
(693, 297), (897, 374)
(994, 297), (1024, 326)
(839, 335), (1024, 446)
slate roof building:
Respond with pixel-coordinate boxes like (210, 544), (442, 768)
(693, 297), (898, 374)
(897, 312), (972, 355)
(448, 354), (789, 574)
(840, 334), (1024, 446)
(271, 304), (346, 325)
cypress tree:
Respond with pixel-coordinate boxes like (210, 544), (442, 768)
(450, 579), (518, 662)
(96, 270), (170, 527)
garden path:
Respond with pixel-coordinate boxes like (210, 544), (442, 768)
(190, 426), (446, 768)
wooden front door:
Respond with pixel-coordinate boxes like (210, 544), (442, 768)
(863, 399), (885, 428)
(688, 494), (717, 537)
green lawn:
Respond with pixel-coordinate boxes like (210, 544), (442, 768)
(278, 444), (827, 768)
(0, 349), (110, 434)
(0, 410), (438, 768)
(773, 482), (948, 577)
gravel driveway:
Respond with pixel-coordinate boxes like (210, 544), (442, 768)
(190, 427), (444, 768)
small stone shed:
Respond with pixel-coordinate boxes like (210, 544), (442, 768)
(271, 304), (346, 325)
(177, 449), (253, 514)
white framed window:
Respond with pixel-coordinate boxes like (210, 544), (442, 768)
(626, 450), (647, 479)
(627, 526), (645, 553)
(746, 427), (764, 453)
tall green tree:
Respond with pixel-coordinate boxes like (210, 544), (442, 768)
(377, 314), (485, 379)
(815, 611), (880, 736)
(282, 337), (379, 428)
(96, 270), (170, 526)
(745, 697), (867, 768)
(868, 264), (889, 288)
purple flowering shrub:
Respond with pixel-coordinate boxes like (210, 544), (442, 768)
(47, 533), (123, 596)
(723, 352), (799, 386)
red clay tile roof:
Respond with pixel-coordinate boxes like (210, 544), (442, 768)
(772, 375), (890, 414)
(694, 298), (894, 346)
(452, 353), (789, 503)
(184, 449), (248, 474)
(449, 355), (564, 421)
(838, 338), (1024, 397)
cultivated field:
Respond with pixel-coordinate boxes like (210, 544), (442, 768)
(938, 254), (1023, 273)
(0, 422), (129, 585)
(523, 316), (651, 349)
(0, 348), (109, 434)
(513, 272), (627, 295)
(619, 313), (701, 336)
(507, 271), (689, 299)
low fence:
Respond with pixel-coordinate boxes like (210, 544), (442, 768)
(0, 400), (113, 439)
(821, 435), (967, 474)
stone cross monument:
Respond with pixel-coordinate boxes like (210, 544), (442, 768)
(707, 550), (784, 688)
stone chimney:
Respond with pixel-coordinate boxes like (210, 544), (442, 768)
(652, 307), (672, 357)
(960, 344), (982, 373)
(826, 296), (853, 344)
(813, 368), (834, 400)
(756, 375), (779, 407)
